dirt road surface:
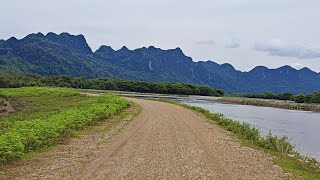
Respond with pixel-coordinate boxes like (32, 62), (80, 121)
(1, 97), (287, 179)
(69, 98), (286, 179)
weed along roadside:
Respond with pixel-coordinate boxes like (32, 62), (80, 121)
(157, 99), (320, 179)
(0, 87), (130, 164)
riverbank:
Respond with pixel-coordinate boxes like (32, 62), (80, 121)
(85, 89), (320, 112)
(217, 97), (320, 112)
(160, 99), (320, 179)
(76, 88), (320, 113)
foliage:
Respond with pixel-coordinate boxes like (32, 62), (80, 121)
(0, 74), (224, 97)
(241, 91), (320, 104)
(0, 87), (129, 163)
(0, 86), (79, 98)
(219, 97), (320, 112)
(294, 91), (320, 104)
(293, 94), (306, 103)
(242, 92), (294, 100)
(0, 87), (86, 133)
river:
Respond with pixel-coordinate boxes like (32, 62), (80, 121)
(176, 99), (320, 161)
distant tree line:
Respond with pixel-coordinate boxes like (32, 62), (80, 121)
(0, 74), (224, 97)
(242, 91), (320, 104)
(242, 92), (294, 100)
(292, 92), (320, 104)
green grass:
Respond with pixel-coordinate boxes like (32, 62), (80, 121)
(160, 99), (320, 179)
(0, 87), (87, 133)
(0, 87), (129, 163)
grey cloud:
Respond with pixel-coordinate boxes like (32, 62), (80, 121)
(254, 39), (320, 59)
(1, 0), (320, 72)
(225, 38), (240, 48)
(196, 40), (215, 45)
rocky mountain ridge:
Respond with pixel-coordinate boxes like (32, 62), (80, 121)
(1, 32), (319, 94)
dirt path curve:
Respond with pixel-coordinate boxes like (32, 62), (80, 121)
(69, 98), (286, 179)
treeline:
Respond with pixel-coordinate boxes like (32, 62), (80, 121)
(242, 92), (294, 100)
(242, 91), (320, 104)
(0, 74), (224, 97)
(292, 92), (320, 103)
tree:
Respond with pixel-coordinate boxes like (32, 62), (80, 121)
(293, 94), (305, 103)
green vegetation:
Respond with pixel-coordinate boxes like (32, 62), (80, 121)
(0, 87), (129, 163)
(242, 91), (320, 104)
(0, 74), (224, 97)
(228, 90), (320, 112)
(218, 97), (320, 112)
(161, 99), (320, 179)
(242, 92), (294, 100)
(0, 87), (83, 133)
(293, 91), (320, 104)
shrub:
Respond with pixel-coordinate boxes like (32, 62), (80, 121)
(293, 94), (306, 103)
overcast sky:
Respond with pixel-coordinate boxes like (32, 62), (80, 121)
(1, 0), (320, 72)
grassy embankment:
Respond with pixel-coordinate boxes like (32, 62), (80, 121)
(0, 87), (129, 164)
(218, 97), (320, 112)
(160, 99), (320, 179)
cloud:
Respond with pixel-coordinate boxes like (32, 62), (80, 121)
(196, 40), (215, 45)
(225, 38), (240, 48)
(291, 62), (303, 70)
(254, 39), (320, 59)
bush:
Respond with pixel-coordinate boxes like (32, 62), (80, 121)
(293, 94), (306, 103)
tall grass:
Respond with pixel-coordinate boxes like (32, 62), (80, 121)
(0, 87), (87, 133)
(0, 87), (129, 163)
(0, 87), (80, 98)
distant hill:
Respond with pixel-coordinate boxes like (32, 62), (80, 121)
(1, 32), (320, 94)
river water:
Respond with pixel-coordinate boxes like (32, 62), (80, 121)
(176, 99), (320, 160)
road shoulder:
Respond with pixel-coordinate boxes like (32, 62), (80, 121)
(0, 102), (141, 179)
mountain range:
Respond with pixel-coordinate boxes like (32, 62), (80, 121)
(1, 32), (319, 94)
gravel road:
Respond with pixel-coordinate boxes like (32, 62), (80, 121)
(69, 98), (286, 179)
